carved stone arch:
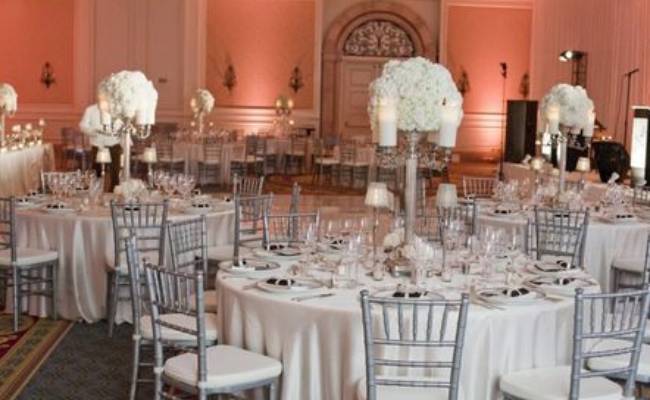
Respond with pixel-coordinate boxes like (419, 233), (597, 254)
(321, 1), (437, 139)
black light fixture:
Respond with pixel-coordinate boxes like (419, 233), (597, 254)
(558, 50), (588, 87)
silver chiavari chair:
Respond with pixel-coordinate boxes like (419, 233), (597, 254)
(0, 197), (58, 331)
(610, 232), (650, 292)
(125, 236), (218, 400)
(436, 201), (477, 238)
(143, 262), (282, 400)
(262, 212), (320, 248)
(232, 173), (265, 196)
(207, 194), (274, 266)
(501, 287), (650, 399)
(156, 137), (185, 173)
(107, 200), (168, 337)
(534, 207), (589, 269)
(285, 135), (308, 175)
(462, 176), (497, 199)
(197, 137), (222, 187)
(168, 216), (217, 312)
(358, 290), (470, 400)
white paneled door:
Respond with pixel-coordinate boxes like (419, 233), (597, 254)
(336, 57), (390, 142)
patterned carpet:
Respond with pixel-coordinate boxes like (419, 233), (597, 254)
(0, 315), (72, 400)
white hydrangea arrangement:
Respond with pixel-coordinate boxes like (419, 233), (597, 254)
(0, 83), (18, 114)
(368, 57), (463, 133)
(114, 178), (148, 202)
(190, 89), (215, 115)
(540, 84), (594, 131)
(97, 71), (158, 123)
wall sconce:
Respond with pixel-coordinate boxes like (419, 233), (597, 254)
(456, 67), (470, 96)
(519, 72), (530, 99)
(40, 62), (56, 88)
(288, 66), (304, 94)
(223, 64), (237, 93)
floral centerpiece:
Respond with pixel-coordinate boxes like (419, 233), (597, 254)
(0, 83), (17, 115)
(98, 70), (158, 124)
(540, 84), (594, 133)
(97, 71), (157, 196)
(190, 89), (215, 115)
(368, 57), (463, 135)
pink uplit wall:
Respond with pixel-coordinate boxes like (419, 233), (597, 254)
(206, 0), (315, 109)
(530, 0), (650, 147)
(0, 0), (74, 104)
(446, 5), (532, 155)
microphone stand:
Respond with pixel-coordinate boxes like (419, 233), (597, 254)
(623, 68), (639, 149)
(498, 63), (507, 180)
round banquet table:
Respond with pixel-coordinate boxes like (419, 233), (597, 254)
(476, 201), (650, 291)
(0, 143), (54, 197)
(217, 260), (578, 400)
(12, 200), (235, 323)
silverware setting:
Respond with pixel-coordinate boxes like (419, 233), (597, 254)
(292, 292), (335, 302)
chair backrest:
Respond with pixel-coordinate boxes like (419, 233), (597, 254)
(262, 212), (319, 247)
(0, 197), (16, 262)
(414, 212), (441, 243)
(436, 201), (477, 238)
(124, 234), (147, 338)
(110, 201), (169, 269)
(633, 186), (650, 207)
(289, 182), (301, 214)
(462, 176), (496, 199)
(569, 287), (650, 399)
(234, 194), (274, 259)
(156, 137), (176, 160)
(168, 216), (208, 275)
(534, 207), (588, 267)
(360, 290), (470, 400)
(202, 137), (223, 162)
(245, 135), (258, 158)
(291, 135), (307, 155)
(143, 262), (207, 396)
(232, 173), (264, 196)
(340, 142), (356, 164)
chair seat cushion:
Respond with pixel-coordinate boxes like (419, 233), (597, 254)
(611, 257), (645, 274)
(500, 366), (622, 400)
(207, 245), (250, 262)
(141, 312), (218, 342)
(587, 339), (650, 381)
(0, 248), (58, 267)
(164, 345), (282, 389)
(356, 377), (451, 400)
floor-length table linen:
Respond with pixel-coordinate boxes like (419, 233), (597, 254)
(217, 267), (575, 400)
(13, 206), (235, 322)
(0, 144), (54, 197)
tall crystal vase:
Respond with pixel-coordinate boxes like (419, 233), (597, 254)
(0, 112), (5, 146)
(403, 131), (421, 245)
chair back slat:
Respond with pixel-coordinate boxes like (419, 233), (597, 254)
(262, 212), (319, 246)
(360, 290), (470, 400)
(111, 201), (168, 269)
(232, 173), (264, 196)
(0, 197), (16, 262)
(168, 216), (208, 274)
(462, 176), (496, 199)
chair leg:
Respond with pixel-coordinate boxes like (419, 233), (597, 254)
(129, 336), (141, 400)
(269, 378), (278, 400)
(51, 262), (58, 320)
(107, 271), (119, 337)
(13, 266), (20, 332)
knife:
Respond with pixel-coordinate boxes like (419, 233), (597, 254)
(292, 293), (335, 302)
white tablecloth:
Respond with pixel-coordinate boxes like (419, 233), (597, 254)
(217, 262), (576, 400)
(13, 203), (235, 322)
(0, 143), (54, 197)
(478, 205), (650, 291)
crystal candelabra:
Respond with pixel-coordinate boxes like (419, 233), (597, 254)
(376, 132), (452, 245)
(97, 118), (152, 182)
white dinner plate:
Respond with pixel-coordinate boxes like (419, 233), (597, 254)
(220, 259), (281, 276)
(476, 286), (543, 305)
(525, 260), (580, 277)
(525, 276), (598, 297)
(252, 246), (303, 261)
(256, 278), (323, 294)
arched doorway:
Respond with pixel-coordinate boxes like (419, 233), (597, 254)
(321, 1), (436, 141)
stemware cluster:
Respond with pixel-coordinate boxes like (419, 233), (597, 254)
(152, 171), (196, 199)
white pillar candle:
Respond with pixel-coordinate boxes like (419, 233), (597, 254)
(583, 110), (595, 138)
(439, 105), (459, 148)
(546, 105), (560, 134)
(377, 98), (397, 147)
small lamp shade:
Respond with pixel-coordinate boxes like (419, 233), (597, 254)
(96, 147), (111, 164)
(142, 147), (157, 163)
(365, 182), (391, 208)
(575, 157), (590, 173)
(436, 183), (458, 208)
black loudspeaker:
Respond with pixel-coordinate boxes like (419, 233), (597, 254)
(505, 100), (538, 163)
